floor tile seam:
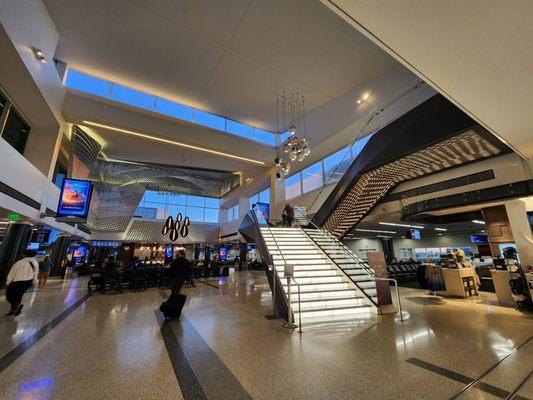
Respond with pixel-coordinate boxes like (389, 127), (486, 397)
(156, 290), (253, 399)
(0, 291), (92, 375)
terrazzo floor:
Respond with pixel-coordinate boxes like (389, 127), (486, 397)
(0, 271), (531, 399)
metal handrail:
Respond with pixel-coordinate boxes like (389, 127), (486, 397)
(374, 277), (404, 322)
(305, 220), (404, 321)
(284, 276), (303, 333)
(306, 79), (425, 214)
(252, 210), (299, 315)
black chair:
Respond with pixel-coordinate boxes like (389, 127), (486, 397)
(130, 268), (148, 291)
(87, 267), (104, 292)
(102, 268), (123, 294)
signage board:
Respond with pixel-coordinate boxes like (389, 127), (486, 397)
(219, 246), (227, 261)
(366, 252), (392, 306)
(31, 228), (52, 243)
(57, 178), (93, 221)
(8, 212), (20, 221)
(283, 264), (294, 278)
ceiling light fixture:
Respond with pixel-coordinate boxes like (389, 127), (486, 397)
(435, 228), (447, 231)
(82, 121), (265, 165)
(31, 46), (46, 63)
(356, 228), (396, 234)
(472, 220), (486, 225)
(379, 222), (424, 229)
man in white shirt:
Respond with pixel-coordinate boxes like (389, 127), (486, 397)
(4, 250), (39, 317)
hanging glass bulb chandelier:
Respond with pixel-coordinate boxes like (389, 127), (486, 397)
(274, 92), (310, 180)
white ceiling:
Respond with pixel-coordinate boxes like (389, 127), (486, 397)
(322, 0), (533, 159)
(43, 0), (398, 132)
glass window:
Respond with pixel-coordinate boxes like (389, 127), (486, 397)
(143, 191), (167, 204)
(187, 206), (204, 222)
(193, 110), (226, 131)
(187, 195), (205, 207)
(302, 162), (324, 193)
(226, 120), (253, 139)
(254, 129), (276, 146)
(204, 208), (219, 223)
(227, 204), (239, 221)
(324, 147), (351, 183)
(280, 130), (291, 143)
(259, 188), (270, 203)
(135, 206), (158, 219)
(156, 98), (193, 121)
(249, 194), (259, 209)
(166, 204), (186, 219)
(2, 109), (30, 154)
(351, 134), (372, 159)
(110, 84), (155, 110)
(285, 173), (301, 200)
(167, 193), (187, 205)
(204, 197), (220, 208)
(65, 70), (112, 98)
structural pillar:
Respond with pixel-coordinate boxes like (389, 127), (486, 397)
(504, 199), (533, 271)
(270, 168), (286, 225)
(0, 222), (33, 287)
(51, 235), (71, 278)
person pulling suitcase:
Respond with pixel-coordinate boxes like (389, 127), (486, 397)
(160, 250), (190, 319)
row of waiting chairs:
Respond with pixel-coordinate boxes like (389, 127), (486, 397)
(386, 263), (420, 281)
(87, 265), (231, 294)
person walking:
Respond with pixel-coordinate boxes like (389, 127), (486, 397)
(169, 250), (191, 298)
(4, 250), (39, 318)
(38, 255), (53, 290)
(282, 204), (294, 227)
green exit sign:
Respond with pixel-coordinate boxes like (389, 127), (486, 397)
(7, 212), (20, 221)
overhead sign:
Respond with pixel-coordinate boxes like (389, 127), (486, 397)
(31, 228), (52, 243)
(57, 178), (93, 221)
(8, 212), (20, 221)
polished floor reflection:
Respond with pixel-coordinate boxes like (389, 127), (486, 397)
(0, 271), (531, 399)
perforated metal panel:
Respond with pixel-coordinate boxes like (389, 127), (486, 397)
(323, 130), (503, 238)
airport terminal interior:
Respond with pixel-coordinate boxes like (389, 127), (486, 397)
(0, 1), (532, 399)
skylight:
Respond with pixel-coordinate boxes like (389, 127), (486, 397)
(65, 69), (278, 147)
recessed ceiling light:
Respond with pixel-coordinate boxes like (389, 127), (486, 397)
(435, 228), (447, 231)
(362, 93), (370, 100)
(356, 228), (396, 234)
(472, 220), (485, 225)
(31, 46), (46, 63)
(379, 222), (424, 229)
(82, 121), (266, 165)
(356, 99), (362, 105)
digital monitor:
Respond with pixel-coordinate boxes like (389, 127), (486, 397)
(406, 228), (421, 240)
(27, 242), (40, 250)
(219, 247), (227, 261)
(528, 211), (533, 232)
(31, 228), (51, 243)
(256, 202), (270, 223)
(470, 234), (488, 244)
(73, 245), (87, 263)
(57, 178), (93, 221)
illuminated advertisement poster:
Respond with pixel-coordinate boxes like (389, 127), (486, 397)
(57, 178), (93, 219)
(219, 247), (227, 261)
(73, 245), (87, 263)
(256, 202), (270, 223)
(165, 244), (174, 264)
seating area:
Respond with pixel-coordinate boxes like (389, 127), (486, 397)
(386, 261), (421, 282)
(87, 263), (231, 294)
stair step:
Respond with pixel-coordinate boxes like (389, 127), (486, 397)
(282, 282), (352, 292)
(296, 289), (359, 300)
(294, 304), (372, 314)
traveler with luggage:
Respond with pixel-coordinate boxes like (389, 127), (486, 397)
(160, 250), (190, 319)
(4, 250), (39, 318)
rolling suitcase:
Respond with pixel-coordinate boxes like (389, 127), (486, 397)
(159, 293), (187, 319)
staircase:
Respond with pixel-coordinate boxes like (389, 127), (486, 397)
(260, 227), (376, 326)
(303, 228), (378, 305)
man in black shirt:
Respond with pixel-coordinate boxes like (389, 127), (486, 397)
(169, 250), (191, 298)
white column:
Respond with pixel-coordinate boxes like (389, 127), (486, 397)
(270, 169), (286, 225)
(504, 198), (533, 270)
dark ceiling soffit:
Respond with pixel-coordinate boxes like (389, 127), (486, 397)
(312, 94), (510, 227)
(382, 170), (495, 203)
(407, 210), (484, 225)
(402, 179), (533, 220)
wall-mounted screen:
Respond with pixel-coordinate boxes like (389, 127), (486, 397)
(406, 228), (421, 240)
(470, 234), (488, 244)
(57, 178), (93, 220)
(219, 247), (227, 261)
